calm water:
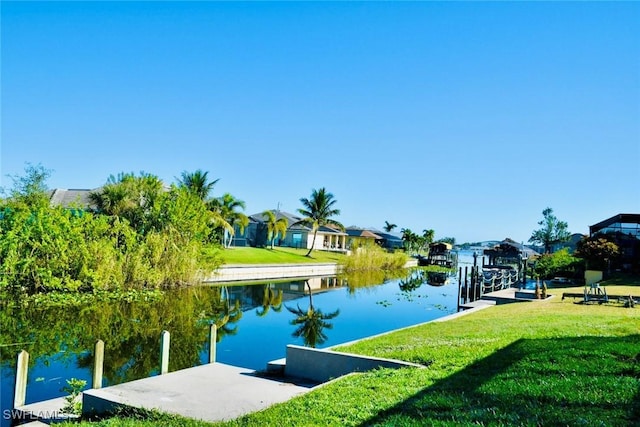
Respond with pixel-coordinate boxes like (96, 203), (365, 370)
(0, 252), (481, 424)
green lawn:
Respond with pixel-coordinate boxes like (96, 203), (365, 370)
(220, 246), (347, 265)
(65, 281), (640, 427)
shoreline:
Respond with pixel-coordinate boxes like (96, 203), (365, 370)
(206, 259), (419, 283)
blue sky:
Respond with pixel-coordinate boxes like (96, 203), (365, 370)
(2, 1), (639, 243)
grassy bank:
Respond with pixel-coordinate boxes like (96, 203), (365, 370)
(220, 247), (347, 265)
(64, 280), (640, 427)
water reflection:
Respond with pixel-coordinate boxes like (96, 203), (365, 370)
(398, 269), (426, 291)
(285, 280), (340, 348)
(1, 269), (460, 423)
(255, 285), (283, 317)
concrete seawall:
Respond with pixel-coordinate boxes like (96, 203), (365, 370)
(204, 259), (418, 283)
(204, 263), (340, 283)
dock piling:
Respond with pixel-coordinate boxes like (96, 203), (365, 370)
(93, 340), (105, 389)
(160, 330), (170, 375)
(209, 324), (217, 364)
(14, 350), (29, 408)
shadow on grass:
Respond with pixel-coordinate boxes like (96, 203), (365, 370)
(362, 335), (640, 426)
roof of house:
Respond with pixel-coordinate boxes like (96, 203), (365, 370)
(250, 210), (347, 235)
(249, 210), (303, 225)
(589, 213), (640, 234)
(345, 227), (382, 239)
(49, 188), (98, 209)
(369, 230), (403, 242)
(484, 238), (539, 258)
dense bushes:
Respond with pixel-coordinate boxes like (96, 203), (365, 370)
(0, 167), (222, 295)
(532, 248), (583, 280)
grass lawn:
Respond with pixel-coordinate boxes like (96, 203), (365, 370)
(64, 280), (640, 427)
(220, 246), (347, 265)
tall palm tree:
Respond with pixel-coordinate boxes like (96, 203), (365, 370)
(263, 210), (288, 249)
(383, 221), (397, 233)
(285, 280), (340, 348)
(297, 187), (343, 257)
(177, 170), (219, 201)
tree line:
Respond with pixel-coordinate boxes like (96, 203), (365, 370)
(0, 164), (361, 295)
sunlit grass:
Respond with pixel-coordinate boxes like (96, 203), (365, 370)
(220, 246), (347, 265)
(64, 278), (640, 427)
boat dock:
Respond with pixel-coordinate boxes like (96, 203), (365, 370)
(14, 362), (318, 425)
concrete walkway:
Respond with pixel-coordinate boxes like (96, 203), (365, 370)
(81, 362), (318, 423)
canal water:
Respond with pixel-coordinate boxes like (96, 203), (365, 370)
(0, 252), (480, 424)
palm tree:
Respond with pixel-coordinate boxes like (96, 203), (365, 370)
(383, 221), (397, 233)
(255, 285), (284, 317)
(401, 228), (417, 253)
(263, 210), (288, 249)
(297, 188), (344, 257)
(285, 280), (340, 348)
(420, 229), (435, 254)
(210, 193), (249, 248)
(89, 172), (164, 233)
(177, 170), (218, 201)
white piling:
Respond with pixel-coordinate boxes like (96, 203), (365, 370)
(160, 330), (170, 375)
(14, 350), (29, 408)
(93, 340), (105, 389)
(209, 324), (217, 364)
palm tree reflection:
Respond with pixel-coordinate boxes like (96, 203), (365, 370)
(398, 269), (427, 292)
(212, 286), (243, 341)
(286, 280), (340, 348)
(256, 284), (283, 317)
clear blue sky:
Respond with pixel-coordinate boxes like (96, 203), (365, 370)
(2, 1), (639, 243)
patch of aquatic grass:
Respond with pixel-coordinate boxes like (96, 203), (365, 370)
(340, 244), (408, 272)
(220, 247), (346, 265)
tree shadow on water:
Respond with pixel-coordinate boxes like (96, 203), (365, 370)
(361, 335), (640, 426)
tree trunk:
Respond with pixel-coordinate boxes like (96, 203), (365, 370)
(305, 229), (318, 257)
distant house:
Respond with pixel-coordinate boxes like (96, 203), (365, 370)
(551, 233), (585, 254)
(49, 188), (97, 210)
(345, 227), (383, 249)
(368, 230), (404, 251)
(237, 210), (348, 252)
(589, 213), (640, 272)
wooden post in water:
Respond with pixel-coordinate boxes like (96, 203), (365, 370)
(464, 267), (469, 303)
(208, 323), (217, 364)
(457, 267), (462, 311)
(14, 350), (29, 408)
(93, 340), (104, 389)
(160, 330), (170, 375)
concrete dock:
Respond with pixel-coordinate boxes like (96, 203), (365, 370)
(81, 362), (318, 422)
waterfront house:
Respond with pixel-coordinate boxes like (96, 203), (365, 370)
(238, 210), (348, 252)
(589, 213), (640, 272)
